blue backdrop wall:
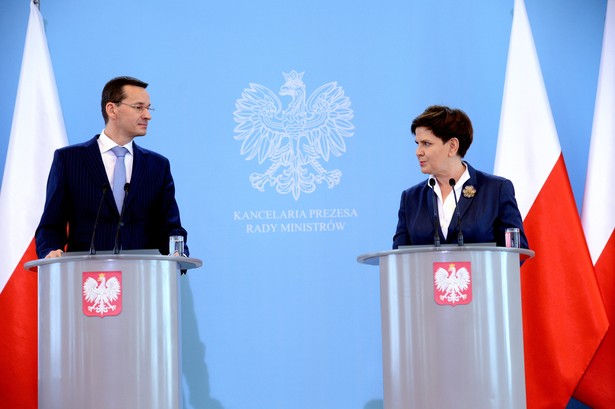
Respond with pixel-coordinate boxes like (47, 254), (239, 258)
(0, 1), (607, 408)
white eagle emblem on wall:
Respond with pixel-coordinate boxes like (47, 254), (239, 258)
(233, 71), (354, 200)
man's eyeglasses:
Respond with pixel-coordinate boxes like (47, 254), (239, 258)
(115, 102), (155, 112)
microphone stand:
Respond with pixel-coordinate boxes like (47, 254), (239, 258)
(449, 178), (464, 246)
(113, 183), (130, 254)
(89, 184), (108, 255)
(429, 178), (441, 247)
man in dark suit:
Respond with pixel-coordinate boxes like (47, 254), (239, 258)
(35, 76), (189, 258)
(393, 105), (528, 249)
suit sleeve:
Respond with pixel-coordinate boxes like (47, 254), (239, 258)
(497, 179), (529, 249)
(159, 160), (189, 256)
(392, 190), (409, 249)
(35, 150), (69, 258)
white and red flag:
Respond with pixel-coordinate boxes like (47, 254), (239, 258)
(0, 2), (68, 407)
(494, 0), (608, 407)
(574, 0), (615, 407)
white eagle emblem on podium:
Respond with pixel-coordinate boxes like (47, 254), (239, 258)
(233, 71), (354, 200)
(434, 262), (472, 305)
(82, 272), (122, 317)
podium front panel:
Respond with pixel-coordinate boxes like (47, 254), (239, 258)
(377, 248), (526, 409)
(37, 257), (182, 409)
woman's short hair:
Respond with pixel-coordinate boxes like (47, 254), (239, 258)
(411, 105), (473, 157)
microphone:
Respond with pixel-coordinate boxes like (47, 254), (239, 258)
(89, 184), (109, 255)
(429, 178), (441, 247)
(449, 178), (464, 246)
(113, 183), (130, 254)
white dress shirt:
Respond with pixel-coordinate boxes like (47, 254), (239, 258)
(431, 163), (470, 239)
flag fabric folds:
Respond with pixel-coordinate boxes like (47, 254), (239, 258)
(0, 2), (68, 408)
(494, 0), (608, 408)
(574, 0), (615, 407)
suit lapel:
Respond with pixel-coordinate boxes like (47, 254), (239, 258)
(426, 183), (446, 240)
(458, 164), (478, 219)
(82, 137), (110, 190)
(125, 143), (146, 209)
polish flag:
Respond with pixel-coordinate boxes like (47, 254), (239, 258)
(0, 3), (68, 407)
(574, 0), (615, 407)
(494, 0), (608, 407)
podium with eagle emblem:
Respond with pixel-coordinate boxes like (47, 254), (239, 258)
(358, 245), (534, 409)
(25, 253), (202, 409)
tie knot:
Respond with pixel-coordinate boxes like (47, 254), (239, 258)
(111, 146), (128, 158)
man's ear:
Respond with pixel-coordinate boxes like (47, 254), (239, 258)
(106, 102), (117, 120)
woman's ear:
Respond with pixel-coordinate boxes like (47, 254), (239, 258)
(448, 137), (459, 156)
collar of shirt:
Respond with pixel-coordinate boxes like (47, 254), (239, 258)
(98, 131), (134, 155)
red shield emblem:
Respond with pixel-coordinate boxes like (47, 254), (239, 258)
(433, 262), (472, 306)
(82, 271), (122, 317)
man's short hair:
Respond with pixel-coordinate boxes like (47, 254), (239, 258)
(101, 76), (148, 123)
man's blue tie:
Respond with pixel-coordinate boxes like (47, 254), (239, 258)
(111, 146), (128, 212)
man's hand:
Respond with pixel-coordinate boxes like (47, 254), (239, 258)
(45, 249), (64, 258)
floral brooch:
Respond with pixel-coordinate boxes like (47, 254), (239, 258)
(462, 185), (476, 198)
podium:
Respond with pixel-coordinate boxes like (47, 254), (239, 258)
(24, 253), (202, 409)
(358, 245), (534, 409)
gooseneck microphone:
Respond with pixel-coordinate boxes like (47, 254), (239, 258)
(429, 178), (441, 247)
(449, 178), (464, 246)
(113, 183), (130, 254)
(89, 184), (109, 255)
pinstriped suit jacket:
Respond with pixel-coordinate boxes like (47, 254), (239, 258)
(392, 162), (528, 249)
(35, 135), (188, 258)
